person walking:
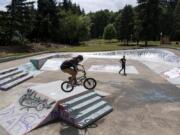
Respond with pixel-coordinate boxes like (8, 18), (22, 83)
(119, 55), (126, 76)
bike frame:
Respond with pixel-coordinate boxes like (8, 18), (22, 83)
(76, 65), (87, 84)
(61, 65), (97, 92)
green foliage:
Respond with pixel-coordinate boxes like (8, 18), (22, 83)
(61, 0), (83, 15)
(133, 7), (142, 44)
(174, 0), (180, 39)
(117, 5), (134, 43)
(34, 0), (59, 42)
(159, 0), (178, 39)
(60, 15), (91, 44)
(137, 0), (161, 44)
(6, 0), (35, 44)
(0, 0), (180, 47)
(0, 11), (9, 45)
(103, 24), (117, 40)
(88, 10), (115, 38)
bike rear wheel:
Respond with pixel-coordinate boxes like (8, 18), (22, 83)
(83, 78), (97, 90)
(61, 81), (74, 92)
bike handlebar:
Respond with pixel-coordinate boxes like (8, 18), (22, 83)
(78, 65), (86, 75)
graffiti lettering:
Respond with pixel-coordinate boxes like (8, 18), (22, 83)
(19, 89), (55, 111)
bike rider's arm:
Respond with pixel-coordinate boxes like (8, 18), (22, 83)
(77, 64), (84, 72)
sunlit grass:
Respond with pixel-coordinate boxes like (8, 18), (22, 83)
(0, 39), (179, 59)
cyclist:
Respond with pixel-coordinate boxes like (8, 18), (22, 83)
(61, 55), (84, 85)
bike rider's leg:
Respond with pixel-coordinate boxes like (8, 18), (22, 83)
(63, 69), (77, 84)
(71, 70), (77, 84)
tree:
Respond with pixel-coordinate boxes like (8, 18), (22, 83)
(115, 12), (121, 41)
(137, 0), (161, 45)
(159, 0), (178, 39)
(118, 5), (134, 44)
(62, 0), (70, 10)
(6, 0), (35, 44)
(60, 15), (91, 44)
(0, 11), (9, 45)
(134, 7), (142, 46)
(103, 24), (116, 40)
(174, 0), (180, 40)
(61, 0), (83, 15)
(35, 0), (59, 42)
(89, 10), (112, 38)
(78, 16), (91, 41)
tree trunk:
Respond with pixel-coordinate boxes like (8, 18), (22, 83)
(145, 40), (148, 46)
(137, 40), (139, 46)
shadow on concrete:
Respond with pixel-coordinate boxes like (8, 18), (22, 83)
(108, 78), (180, 110)
(59, 126), (80, 135)
(33, 118), (98, 135)
(59, 122), (98, 135)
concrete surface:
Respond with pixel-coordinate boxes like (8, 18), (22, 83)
(31, 81), (88, 102)
(88, 65), (138, 74)
(0, 48), (180, 135)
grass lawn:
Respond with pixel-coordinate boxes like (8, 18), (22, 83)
(58, 39), (179, 52)
(0, 39), (179, 60)
(58, 39), (137, 52)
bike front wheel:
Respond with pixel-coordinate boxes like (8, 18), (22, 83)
(61, 81), (74, 92)
(83, 78), (97, 90)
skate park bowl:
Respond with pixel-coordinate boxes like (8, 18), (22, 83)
(0, 48), (180, 135)
(85, 48), (180, 63)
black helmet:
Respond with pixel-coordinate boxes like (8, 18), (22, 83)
(77, 55), (83, 61)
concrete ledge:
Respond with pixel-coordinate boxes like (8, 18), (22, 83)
(0, 74), (33, 90)
(0, 67), (18, 75)
(30, 54), (60, 70)
(0, 51), (50, 63)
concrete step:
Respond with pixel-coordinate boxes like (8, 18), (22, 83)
(0, 74), (33, 90)
(0, 72), (28, 86)
(74, 101), (107, 121)
(0, 67), (18, 75)
(63, 92), (97, 108)
(0, 69), (23, 80)
(77, 105), (112, 128)
(69, 96), (102, 113)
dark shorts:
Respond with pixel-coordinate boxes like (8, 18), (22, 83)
(61, 66), (74, 71)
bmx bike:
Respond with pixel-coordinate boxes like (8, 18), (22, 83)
(61, 65), (97, 92)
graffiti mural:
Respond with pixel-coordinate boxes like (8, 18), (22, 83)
(19, 89), (55, 111)
(0, 88), (57, 135)
(163, 67), (180, 79)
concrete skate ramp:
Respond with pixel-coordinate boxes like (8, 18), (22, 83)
(31, 81), (113, 128)
(30, 54), (71, 70)
(31, 81), (88, 101)
(85, 48), (180, 63)
(0, 89), (57, 135)
(0, 81), (113, 134)
(30, 54), (60, 69)
(88, 65), (138, 74)
(40, 58), (65, 71)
